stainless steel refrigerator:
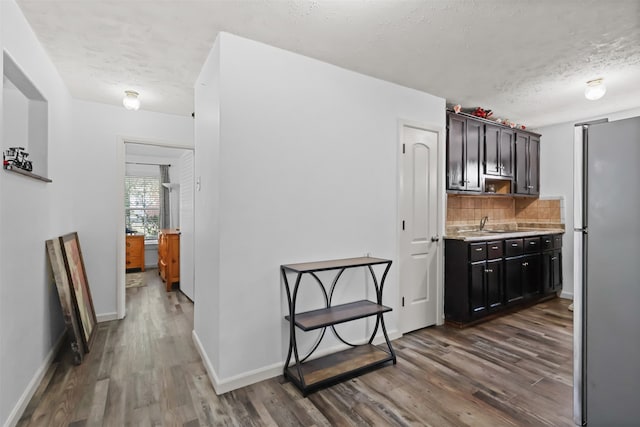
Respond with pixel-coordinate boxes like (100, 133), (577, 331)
(573, 116), (640, 426)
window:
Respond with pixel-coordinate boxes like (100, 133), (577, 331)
(125, 176), (160, 240)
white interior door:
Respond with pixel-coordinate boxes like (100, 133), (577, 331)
(179, 151), (195, 300)
(399, 125), (439, 333)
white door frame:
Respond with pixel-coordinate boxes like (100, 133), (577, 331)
(397, 119), (446, 332)
(116, 136), (194, 319)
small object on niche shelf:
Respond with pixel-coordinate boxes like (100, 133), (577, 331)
(486, 184), (496, 193)
(453, 104), (462, 113)
(3, 147), (33, 172)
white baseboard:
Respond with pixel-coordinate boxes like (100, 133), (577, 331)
(97, 312), (118, 322)
(560, 291), (574, 300)
(191, 328), (401, 396)
(192, 330), (282, 395)
(3, 331), (65, 427)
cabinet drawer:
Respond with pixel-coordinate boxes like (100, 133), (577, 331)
(525, 237), (541, 253)
(486, 241), (503, 259)
(541, 235), (553, 250)
(469, 243), (487, 262)
(126, 255), (142, 267)
(553, 234), (563, 249)
(505, 239), (523, 257)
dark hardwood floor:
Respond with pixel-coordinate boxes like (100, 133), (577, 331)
(18, 270), (573, 426)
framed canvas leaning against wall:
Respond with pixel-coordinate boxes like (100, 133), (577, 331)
(60, 232), (98, 354)
(46, 237), (85, 364)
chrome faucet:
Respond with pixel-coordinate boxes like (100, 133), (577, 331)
(480, 216), (489, 230)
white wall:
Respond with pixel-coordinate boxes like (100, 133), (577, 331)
(72, 100), (193, 319)
(538, 106), (640, 299)
(194, 33), (445, 391)
(0, 1), (74, 424)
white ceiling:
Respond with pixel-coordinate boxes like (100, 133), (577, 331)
(16, 0), (640, 128)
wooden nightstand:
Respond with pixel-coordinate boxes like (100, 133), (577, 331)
(158, 229), (180, 291)
(125, 235), (145, 271)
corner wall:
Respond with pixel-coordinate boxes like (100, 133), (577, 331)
(0, 1), (73, 424)
(194, 33), (445, 390)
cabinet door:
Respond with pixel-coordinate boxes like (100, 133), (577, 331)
(542, 250), (552, 293)
(470, 262), (487, 316)
(528, 137), (540, 195)
(485, 124), (501, 176)
(514, 133), (529, 194)
(551, 250), (562, 291)
(505, 257), (524, 304)
(447, 115), (465, 190)
(499, 128), (515, 177)
(522, 254), (541, 297)
(465, 120), (483, 191)
(543, 250), (562, 294)
(486, 259), (503, 309)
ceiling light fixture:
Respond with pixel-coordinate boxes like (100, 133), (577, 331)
(123, 90), (141, 110)
(584, 78), (606, 101)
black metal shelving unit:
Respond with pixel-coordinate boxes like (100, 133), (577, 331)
(281, 256), (396, 395)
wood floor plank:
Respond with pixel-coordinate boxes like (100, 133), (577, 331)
(17, 270), (574, 426)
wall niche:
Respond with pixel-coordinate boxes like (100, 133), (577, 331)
(3, 51), (50, 181)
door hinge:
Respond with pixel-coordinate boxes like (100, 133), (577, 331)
(402, 297), (405, 307)
(402, 220), (405, 230)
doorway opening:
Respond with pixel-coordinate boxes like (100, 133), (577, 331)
(118, 140), (195, 318)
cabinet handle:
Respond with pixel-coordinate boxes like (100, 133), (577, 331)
(475, 248), (483, 252)
(431, 235), (440, 242)
(511, 243), (518, 247)
(522, 262), (529, 267)
(485, 269), (493, 273)
(528, 185), (534, 189)
(491, 246), (499, 250)
(551, 256), (557, 260)
(529, 242), (537, 245)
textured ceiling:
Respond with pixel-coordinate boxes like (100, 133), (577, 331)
(15, 0), (640, 128)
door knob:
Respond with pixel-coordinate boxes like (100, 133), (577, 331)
(431, 235), (440, 242)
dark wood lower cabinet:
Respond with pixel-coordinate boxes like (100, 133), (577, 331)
(542, 249), (562, 294)
(445, 234), (562, 326)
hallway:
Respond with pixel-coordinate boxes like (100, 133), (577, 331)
(18, 270), (573, 426)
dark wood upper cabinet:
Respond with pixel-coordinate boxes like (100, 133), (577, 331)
(447, 112), (482, 192)
(465, 120), (483, 192)
(514, 133), (540, 195)
(499, 128), (515, 177)
(485, 125), (514, 178)
(447, 112), (538, 195)
(447, 114), (465, 190)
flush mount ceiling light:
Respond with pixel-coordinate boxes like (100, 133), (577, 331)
(123, 90), (140, 110)
(584, 78), (606, 101)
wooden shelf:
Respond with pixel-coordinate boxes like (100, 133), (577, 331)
(285, 344), (393, 390)
(282, 256), (390, 273)
(285, 300), (392, 331)
(3, 165), (52, 182)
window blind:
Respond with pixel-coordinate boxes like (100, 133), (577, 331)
(125, 176), (160, 240)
